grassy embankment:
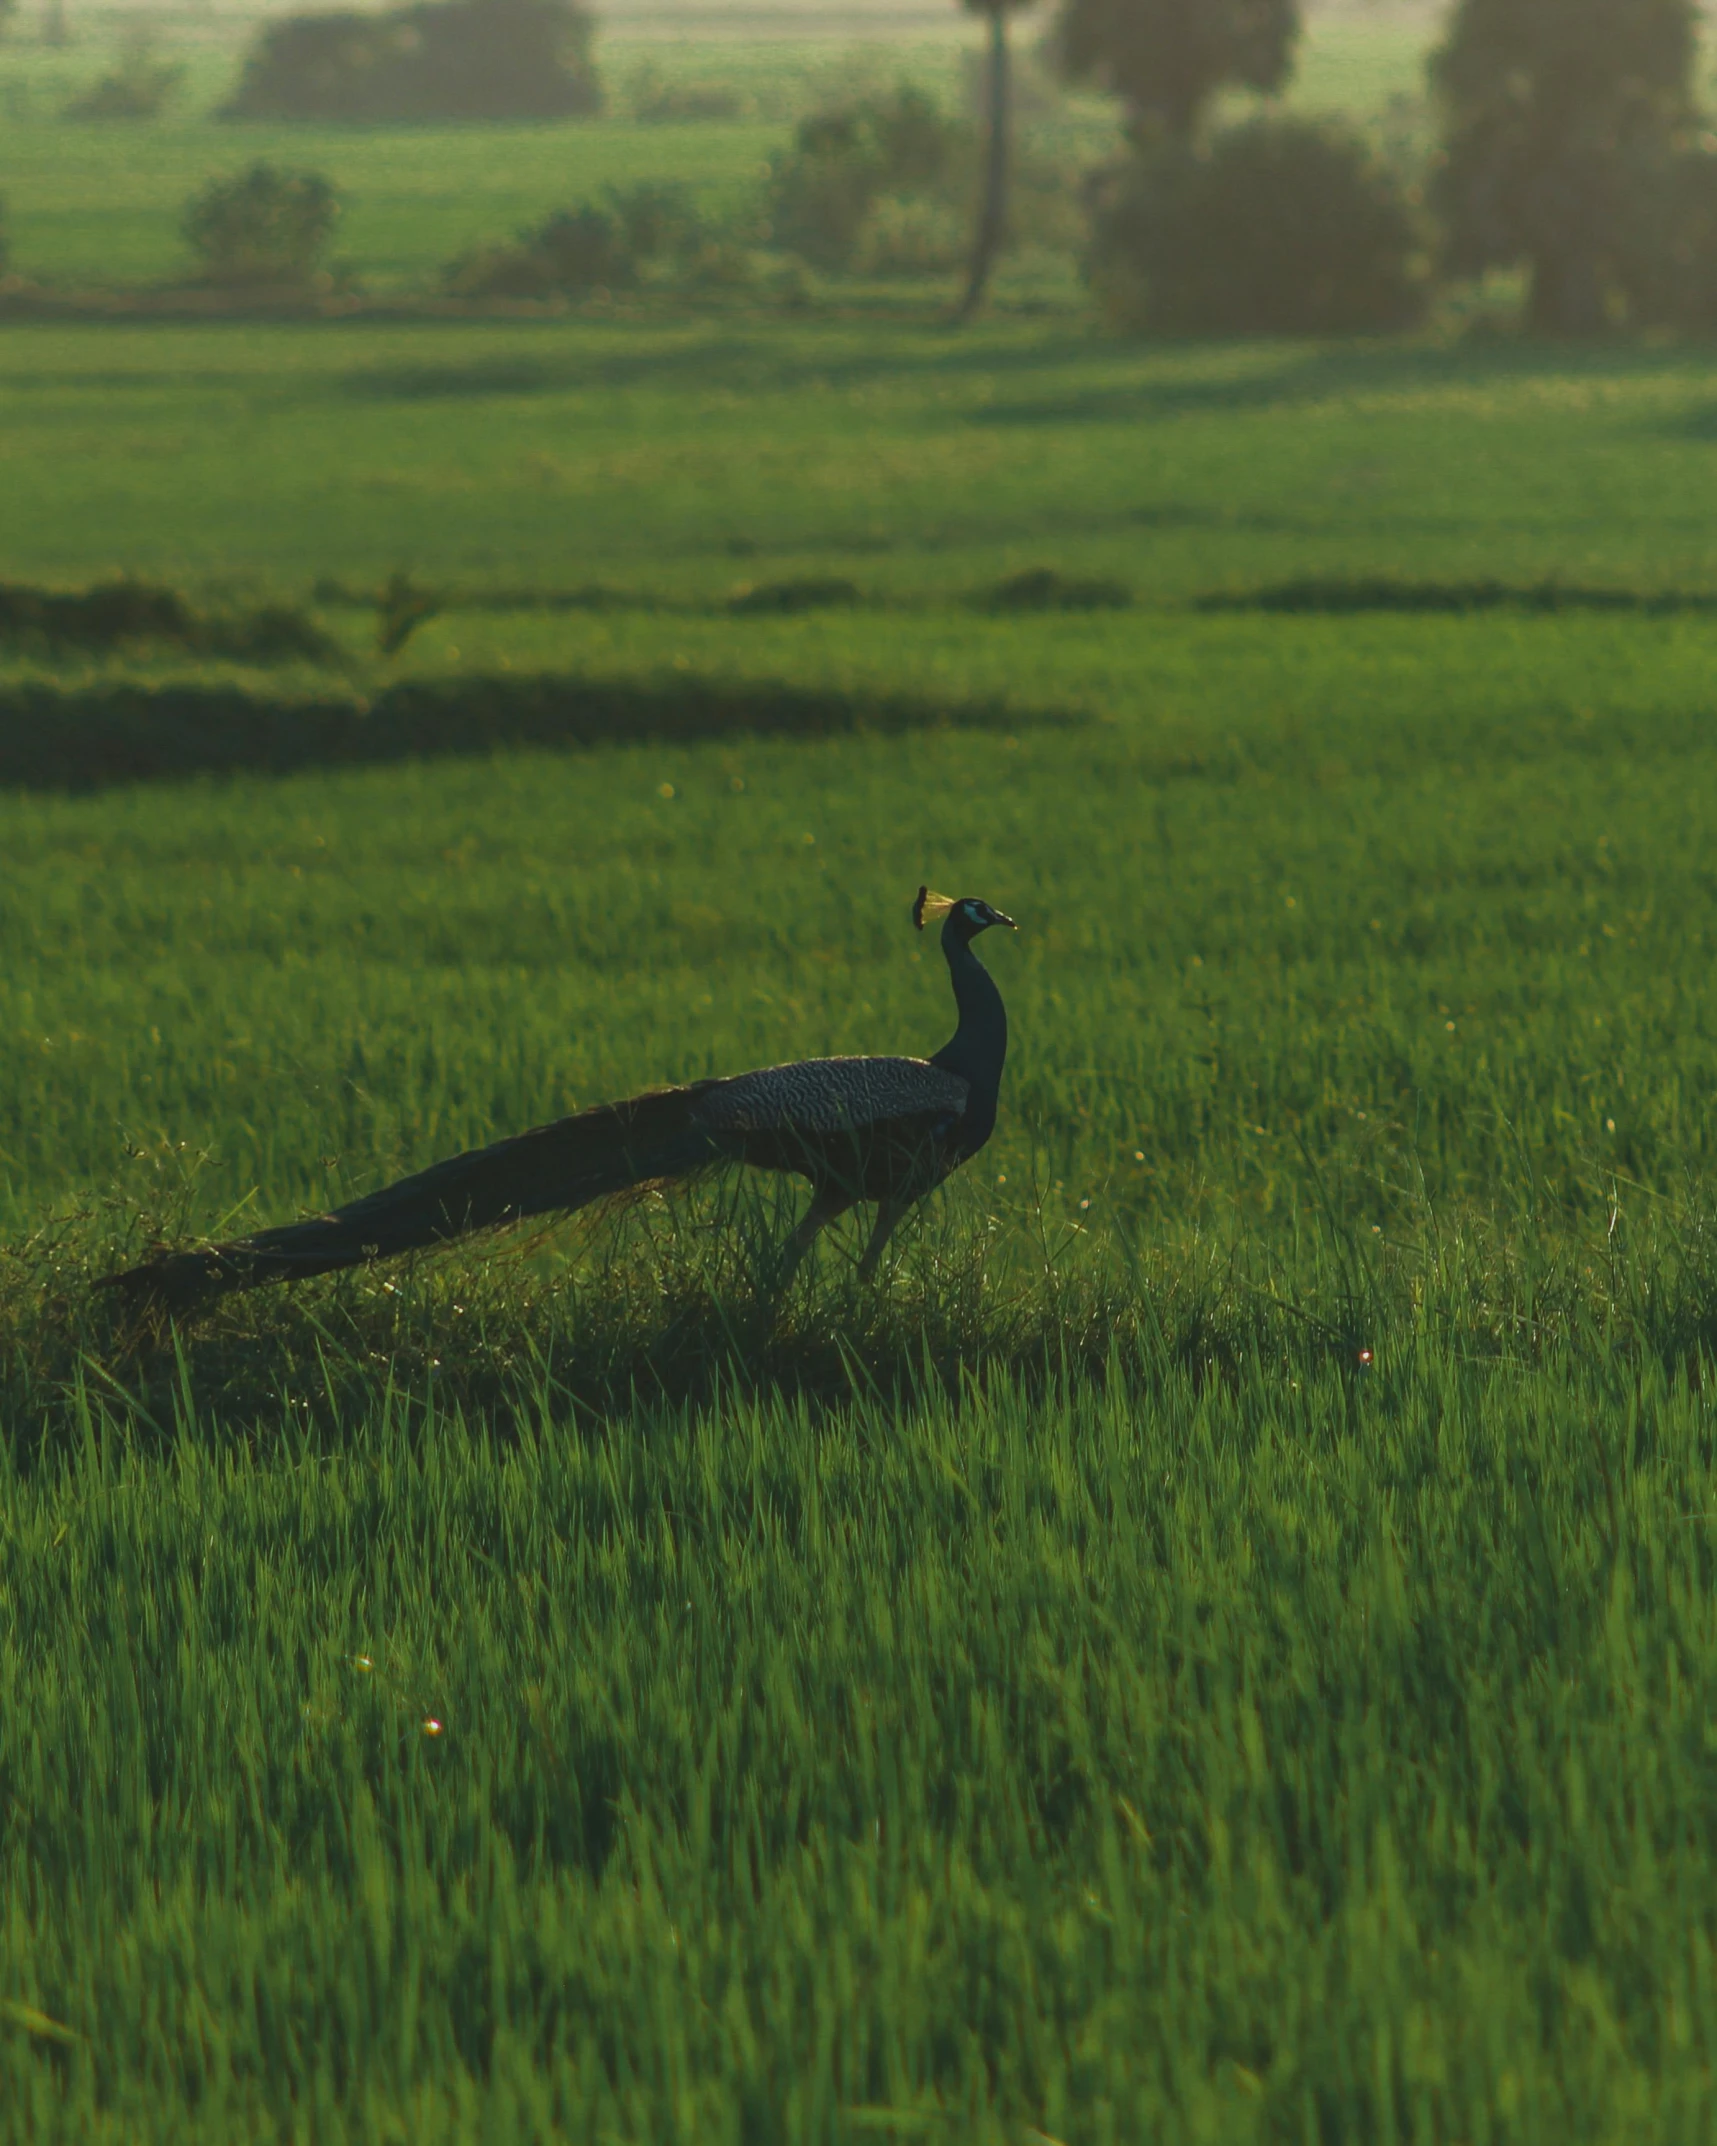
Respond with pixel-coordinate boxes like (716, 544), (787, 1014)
(6, 46), (1717, 2135)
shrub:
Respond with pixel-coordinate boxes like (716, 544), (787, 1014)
(446, 205), (629, 299)
(678, 238), (760, 293)
(182, 164), (342, 289)
(1089, 117), (1426, 335)
(765, 85), (965, 272)
(222, 0), (601, 124)
(607, 180), (702, 265)
(765, 148), (877, 273)
(443, 185), (704, 299)
(854, 194), (966, 277)
(64, 39), (184, 119)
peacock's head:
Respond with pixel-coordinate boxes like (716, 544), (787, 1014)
(914, 888), (1016, 941)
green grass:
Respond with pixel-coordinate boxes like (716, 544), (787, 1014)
(5, 605), (1717, 1236)
(7, 323), (1717, 594)
(10, 1343), (1717, 2139)
(11, 35), (1717, 2133)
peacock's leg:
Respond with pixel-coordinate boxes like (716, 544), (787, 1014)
(776, 1185), (857, 1285)
(857, 1197), (911, 1281)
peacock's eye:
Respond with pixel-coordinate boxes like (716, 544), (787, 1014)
(962, 901), (983, 921)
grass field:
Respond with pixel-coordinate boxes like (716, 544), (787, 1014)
(9, 15), (1717, 2138)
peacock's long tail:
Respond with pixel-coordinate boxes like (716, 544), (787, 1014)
(100, 1084), (720, 1317)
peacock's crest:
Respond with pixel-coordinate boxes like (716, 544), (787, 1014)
(913, 887), (957, 930)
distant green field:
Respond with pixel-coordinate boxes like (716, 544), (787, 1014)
(0, 14), (1427, 291)
(0, 32), (994, 289)
(9, 17), (1717, 2140)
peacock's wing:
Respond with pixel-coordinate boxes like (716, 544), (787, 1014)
(693, 1056), (970, 1134)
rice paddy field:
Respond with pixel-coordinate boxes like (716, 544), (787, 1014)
(9, 8), (1717, 2139)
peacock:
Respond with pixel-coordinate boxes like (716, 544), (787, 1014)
(100, 888), (1016, 1317)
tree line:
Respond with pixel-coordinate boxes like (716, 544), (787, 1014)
(201, 0), (1717, 332)
(5, 0), (1715, 335)
(979, 0), (1717, 333)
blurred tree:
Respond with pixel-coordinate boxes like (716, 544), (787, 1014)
(1432, 0), (1702, 332)
(223, 0), (601, 124)
(182, 164), (342, 288)
(1053, 0), (1300, 141)
(64, 33), (185, 120)
(1089, 116), (1425, 334)
(957, 0), (1035, 319)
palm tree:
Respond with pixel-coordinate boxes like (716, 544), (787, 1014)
(1052, 0), (1299, 144)
(957, 0), (1031, 321)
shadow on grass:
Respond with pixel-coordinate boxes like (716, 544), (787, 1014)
(1196, 574), (1717, 617)
(968, 337), (1717, 429)
(345, 331), (1621, 420)
(0, 580), (341, 666)
(0, 1174), (1358, 1456)
(11, 322), (1713, 422)
(337, 327), (1111, 404)
(0, 669), (1057, 792)
(344, 354), (583, 401)
(12, 1160), (1717, 1457)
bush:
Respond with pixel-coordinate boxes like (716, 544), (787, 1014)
(607, 179), (702, 266)
(678, 238), (760, 293)
(765, 84), (965, 272)
(854, 194), (966, 277)
(443, 184), (706, 299)
(446, 206), (628, 299)
(222, 0), (600, 124)
(1089, 117), (1426, 335)
(182, 164), (342, 289)
(64, 39), (184, 119)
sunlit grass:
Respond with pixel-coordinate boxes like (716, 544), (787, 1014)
(7, 146), (1717, 2137)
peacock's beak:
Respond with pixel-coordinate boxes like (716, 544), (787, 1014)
(993, 909), (1017, 931)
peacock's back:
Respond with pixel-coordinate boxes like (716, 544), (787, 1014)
(694, 1056), (969, 1135)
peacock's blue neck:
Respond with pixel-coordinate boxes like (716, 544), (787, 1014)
(930, 920), (1007, 1152)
